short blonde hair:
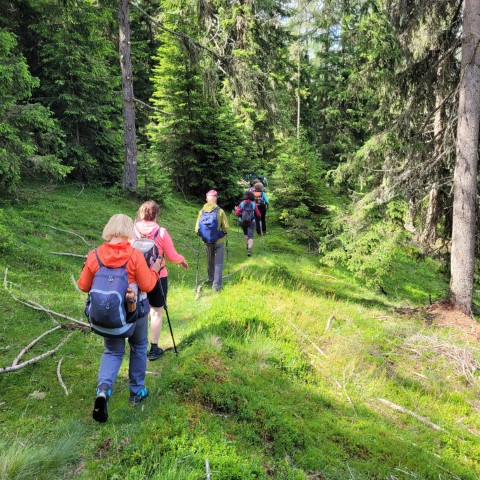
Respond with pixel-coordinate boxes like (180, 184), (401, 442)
(102, 214), (134, 241)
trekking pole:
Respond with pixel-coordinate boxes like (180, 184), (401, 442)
(195, 235), (201, 288)
(226, 237), (230, 281)
(157, 256), (178, 355)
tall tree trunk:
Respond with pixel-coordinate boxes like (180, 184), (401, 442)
(449, 0), (480, 314)
(296, 44), (301, 140)
(119, 0), (138, 190)
(421, 60), (445, 248)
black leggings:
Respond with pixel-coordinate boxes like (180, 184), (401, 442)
(255, 204), (267, 235)
(147, 276), (168, 308)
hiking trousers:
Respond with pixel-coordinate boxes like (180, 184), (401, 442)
(97, 313), (148, 395)
(206, 242), (225, 291)
(256, 204), (267, 235)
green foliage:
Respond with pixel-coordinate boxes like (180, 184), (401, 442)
(148, 4), (246, 208)
(0, 423), (82, 480)
(0, 28), (68, 193)
(322, 198), (412, 288)
(272, 134), (327, 245)
(29, 0), (123, 184)
(1, 183), (479, 480)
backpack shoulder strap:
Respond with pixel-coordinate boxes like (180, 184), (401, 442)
(93, 248), (104, 268)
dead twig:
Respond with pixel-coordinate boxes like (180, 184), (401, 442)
(57, 357), (69, 396)
(12, 325), (62, 366)
(377, 397), (446, 432)
(50, 252), (87, 258)
(26, 220), (92, 247)
(309, 272), (336, 279)
(71, 274), (83, 293)
(289, 321), (327, 357)
(343, 368), (357, 417)
(324, 314), (335, 334)
(0, 333), (74, 374)
(4, 268), (89, 328)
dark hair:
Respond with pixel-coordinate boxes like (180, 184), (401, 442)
(244, 191), (255, 201)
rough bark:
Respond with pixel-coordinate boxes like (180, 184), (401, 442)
(119, 0), (138, 190)
(421, 58), (446, 248)
(449, 0), (480, 314)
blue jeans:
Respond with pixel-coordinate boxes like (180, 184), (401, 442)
(205, 242), (225, 291)
(97, 313), (148, 395)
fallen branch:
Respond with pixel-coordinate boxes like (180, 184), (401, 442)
(377, 398), (446, 432)
(71, 274), (83, 293)
(12, 325), (62, 366)
(50, 251), (86, 258)
(26, 220), (92, 247)
(4, 268), (89, 328)
(74, 183), (85, 198)
(289, 321), (327, 357)
(309, 272), (336, 280)
(343, 369), (357, 417)
(324, 314), (335, 334)
(57, 357), (69, 396)
(0, 333), (74, 374)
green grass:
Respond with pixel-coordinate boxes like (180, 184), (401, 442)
(1, 182), (479, 479)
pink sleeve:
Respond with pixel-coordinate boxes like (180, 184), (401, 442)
(254, 205), (261, 217)
(157, 228), (185, 264)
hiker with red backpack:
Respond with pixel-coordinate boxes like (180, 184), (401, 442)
(195, 190), (230, 292)
(134, 200), (189, 361)
(78, 214), (163, 422)
(235, 190), (261, 257)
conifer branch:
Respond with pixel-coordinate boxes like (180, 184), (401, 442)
(129, 1), (223, 60)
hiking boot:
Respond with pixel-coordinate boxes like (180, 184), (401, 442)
(92, 384), (111, 423)
(148, 345), (164, 361)
(247, 248), (252, 257)
(129, 387), (149, 406)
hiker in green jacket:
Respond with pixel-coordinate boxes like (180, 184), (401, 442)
(195, 190), (229, 291)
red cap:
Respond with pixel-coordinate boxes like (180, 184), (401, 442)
(206, 190), (218, 197)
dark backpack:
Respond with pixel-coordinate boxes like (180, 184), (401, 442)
(239, 201), (255, 227)
(85, 249), (140, 338)
(253, 190), (265, 206)
(133, 226), (161, 268)
(198, 207), (225, 244)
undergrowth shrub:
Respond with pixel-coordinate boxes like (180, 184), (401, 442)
(321, 198), (412, 289)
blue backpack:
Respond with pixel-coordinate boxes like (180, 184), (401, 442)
(239, 201), (254, 227)
(85, 249), (140, 338)
(198, 207), (225, 244)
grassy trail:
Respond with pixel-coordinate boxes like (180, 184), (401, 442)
(0, 184), (479, 479)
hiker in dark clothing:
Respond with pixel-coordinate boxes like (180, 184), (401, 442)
(251, 182), (269, 236)
(235, 191), (261, 257)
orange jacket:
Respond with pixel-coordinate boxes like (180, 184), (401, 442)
(77, 241), (159, 293)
